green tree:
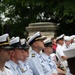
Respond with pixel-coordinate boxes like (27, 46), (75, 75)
(0, 0), (75, 37)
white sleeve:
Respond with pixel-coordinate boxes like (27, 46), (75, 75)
(56, 47), (65, 57)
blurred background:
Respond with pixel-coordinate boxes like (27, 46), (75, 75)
(0, 0), (75, 38)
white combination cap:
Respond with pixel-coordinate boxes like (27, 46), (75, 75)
(10, 36), (15, 40)
(20, 39), (26, 45)
(0, 33), (12, 49)
(20, 38), (29, 50)
(44, 38), (52, 47)
(70, 35), (75, 40)
(10, 37), (20, 45)
(44, 38), (51, 44)
(0, 33), (9, 42)
(28, 31), (46, 45)
(56, 34), (64, 41)
(10, 37), (22, 49)
(64, 36), (71, 41)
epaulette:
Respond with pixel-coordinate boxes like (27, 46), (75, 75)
(32, 54), (35, 57)
(5, 66), (10, 69)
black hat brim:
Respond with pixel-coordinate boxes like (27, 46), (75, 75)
(2, 46), (14, 50)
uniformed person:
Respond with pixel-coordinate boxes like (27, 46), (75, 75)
(69, 35), (75, 44)
(0, 33), (13, 75)
(27, 31), (52, 75)
(18, 39), (33, 75)
(42, 38), (66, 75)
(69, 35), (75, 49)
(64, 36), (71, 49)
(5, 37), (24, 75)
(63, 36), (73, 75)
(42, 38), (58, 75)
(56, 34), (68, 71)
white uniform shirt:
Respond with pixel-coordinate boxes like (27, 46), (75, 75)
(18, 60), (33, 75)
(70, 43), (75, 49)
(41, 53), (58, 74)
(5, 60), (22, 75)
(56, 44), (68, 67)
(50, 53), (58, 64)
(0, 67), (13, 75)
(28, 50), (52, 75)
(63, 44), (71, 50)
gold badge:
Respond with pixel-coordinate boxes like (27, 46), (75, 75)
(32, 54), (35, 57)
(20, 68), (27, 73)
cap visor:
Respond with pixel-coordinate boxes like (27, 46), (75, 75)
(3, 46), (13, 50)
(15, 46), (23, 49)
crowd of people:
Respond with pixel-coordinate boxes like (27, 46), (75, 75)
(0, 31), (75, 75)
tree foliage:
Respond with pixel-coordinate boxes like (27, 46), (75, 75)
(0, 0), (75, 37)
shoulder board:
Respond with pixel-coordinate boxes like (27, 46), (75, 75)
(32, 54), (35, 57)
(5, 66), (10, 69)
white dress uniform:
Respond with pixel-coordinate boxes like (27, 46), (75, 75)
(41, 53), (58, 74)
(28, 50), (52, 75)
(70, 43), (75, 49)
(56, 44), (68, 68)
(0, 67), (13, 75)
(18, 60), (33, 75)
(50, 53), (58, 64)
(63, 44), (71, 50)
(5, 60), (22, 75)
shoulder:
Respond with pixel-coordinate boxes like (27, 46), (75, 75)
(30, 51), (36, 58)
(31, 53), (35, 57)
(4, 67), (13, 75)
(29, 50), (36, 57)
(5, 61), (11, 69)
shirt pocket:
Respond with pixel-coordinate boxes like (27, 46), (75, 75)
(41, 63), (50, 74)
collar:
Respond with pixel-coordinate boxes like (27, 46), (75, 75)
(42, 53), (51, 61)
(18, 60), (24, 66)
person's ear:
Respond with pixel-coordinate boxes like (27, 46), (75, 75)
(10, 50), (15, 56)
(22, 50), (24, 53)
(33, 42), (37, 47)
